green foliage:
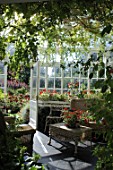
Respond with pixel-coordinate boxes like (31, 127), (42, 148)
(83, 92), (104, 100)
(1, 1), (113, 73)
(0, 110), (47, 170)
(2, 89), (30, 114)
(0, 129), (46, 170)
(16, 87), (28, 95)
(1, 1), (113, 168)
(85, 65), (113, 169)
(63, 109), (78, 128)
(38, 90), (70, 101)
(0, 89), (5, 101)
(0, 128), (26, 170)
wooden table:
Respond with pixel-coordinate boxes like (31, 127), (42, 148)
(48, 123), (92, 155)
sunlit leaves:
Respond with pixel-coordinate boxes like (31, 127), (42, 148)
(0, 37), (7, 60)
(0, 0), (113, 74)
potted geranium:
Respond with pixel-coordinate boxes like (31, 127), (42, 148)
(63, 108), (84, 128)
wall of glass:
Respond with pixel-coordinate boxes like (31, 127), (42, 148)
(30, 53), (107, 101)
(29, 49), (108, 129)
(0, 62), (7, 93)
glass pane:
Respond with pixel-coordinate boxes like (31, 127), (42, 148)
(33, 66), (37, 76)
(80, 79), (87, 90)
(32, 89), (36, 100)
(64, 68), (71, 77)
(90, 52), (98, 61)
(48, 67), (54, 77)
(72, 67), (79, 77)
(48, 78), (54, 88)
(81, 54), (88, 62)
(55, 67), (61, 77)
(56, 89), (61, 93)
(55, 78), (61, 88)
(109, 51), (113, 62)
(63, 89), (68, 93)
(32, 77), (36, 88)
(0, 75), (4, 87)
(74, 78), (79, 82)
(90, 67), (97, 78)
(80, 67), (88, 77)
(0, 63), (4, 74)
(90, 79), (98, 89)
(40, 67), (46, 77)
(40, 78), (45, 88)
(63, 78), (71, 89)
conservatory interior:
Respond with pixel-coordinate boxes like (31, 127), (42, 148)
(29, 46), (110, 131)
(29, 45), (113, 168)
(1, 43), (112, 169)
(1, 1), (113, 170)
(1, 40), (113, 170)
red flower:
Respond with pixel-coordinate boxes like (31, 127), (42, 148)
(84, 118), (89, 124)
(67, 116), (71, 118)
(40, 91), (43, 95)
(69, 111), (75, 114)
(64, 107), (68, 110)
(52, 90), (57, 93)
(71, 108), (76, 111)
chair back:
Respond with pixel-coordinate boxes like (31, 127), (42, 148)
(70, 98), (91, 111)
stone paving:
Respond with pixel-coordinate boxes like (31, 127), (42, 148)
(33, 131), (97, 170)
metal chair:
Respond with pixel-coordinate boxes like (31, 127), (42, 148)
(44, 106), (64, 134)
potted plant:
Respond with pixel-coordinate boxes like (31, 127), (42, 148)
(63, 108), (84, 128)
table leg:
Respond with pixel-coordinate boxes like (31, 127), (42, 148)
(74, 140), (78, 155)
(48, 136), (51, 145)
